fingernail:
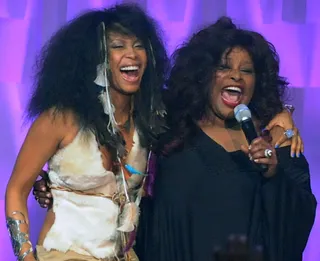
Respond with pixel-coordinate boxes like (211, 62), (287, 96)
(275, 144), (279, 148)
(291, 152), (295, 158)
(261, 128), (269, 135)
(44, 205), (48, 208)
(46, 193), (51, 197)
(297, 153), (300, 158)
(45, 199), (50, 203)
(248, 145), (252, 150)
(254, 159), (259, 163)
(41, 187), (46, 191)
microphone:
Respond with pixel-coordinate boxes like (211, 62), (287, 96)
(234, 104), (267, 172)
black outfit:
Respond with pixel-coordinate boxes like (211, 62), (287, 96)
(136, 127), (317, 261)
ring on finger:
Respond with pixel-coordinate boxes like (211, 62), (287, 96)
(264, 148), (273, 158)
(284, 129), (295, 139)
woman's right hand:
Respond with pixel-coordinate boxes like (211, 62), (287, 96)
(33, 170), (52, 208)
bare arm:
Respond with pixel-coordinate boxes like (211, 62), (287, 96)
(5, 110), (67, 261)
(264, 109), (303, 157)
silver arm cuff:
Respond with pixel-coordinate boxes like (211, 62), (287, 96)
(6, 211), (34, 260)
(18, 248), (33, 261)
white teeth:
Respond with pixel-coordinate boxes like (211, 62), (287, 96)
(225, 86), (242, 93)
(120, 65), (139, 71)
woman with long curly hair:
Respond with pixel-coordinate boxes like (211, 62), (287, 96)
(5, 4), (168, 261)
(140, 17), (316, 261)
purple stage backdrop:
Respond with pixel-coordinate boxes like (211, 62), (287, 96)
(0, 0), (319, 259)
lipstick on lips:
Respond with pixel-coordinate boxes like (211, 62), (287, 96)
(221, 86), (243, 108)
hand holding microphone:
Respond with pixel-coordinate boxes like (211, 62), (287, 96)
(234, 104), (277, 178)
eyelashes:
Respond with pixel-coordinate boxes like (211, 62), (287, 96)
(217, 64), (254, 74)
(109, 42), (145, 49)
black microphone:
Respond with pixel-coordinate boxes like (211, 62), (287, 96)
(234, 104), (268, 172)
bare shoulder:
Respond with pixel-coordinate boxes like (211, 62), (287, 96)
(37, 108), (78, 127)
(48, 108), (80, 147)
(25, 108), (81, 152)
(6, 109), (79, 193)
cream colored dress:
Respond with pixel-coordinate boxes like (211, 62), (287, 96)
(37, 129), (147, 260)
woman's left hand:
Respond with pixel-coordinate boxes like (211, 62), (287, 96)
(241, 137), (277, 178)
(264, 109), (303, 156)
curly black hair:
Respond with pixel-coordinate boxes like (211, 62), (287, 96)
(161, 16), (288, 153)
(27, 4), (169, 152)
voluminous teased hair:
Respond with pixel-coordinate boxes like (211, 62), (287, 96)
(161, 16), (288, 154)
(28, 3), (169, 151)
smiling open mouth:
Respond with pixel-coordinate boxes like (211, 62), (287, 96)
(120, 65), (139, 82)
(221, 86), (243, 107)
